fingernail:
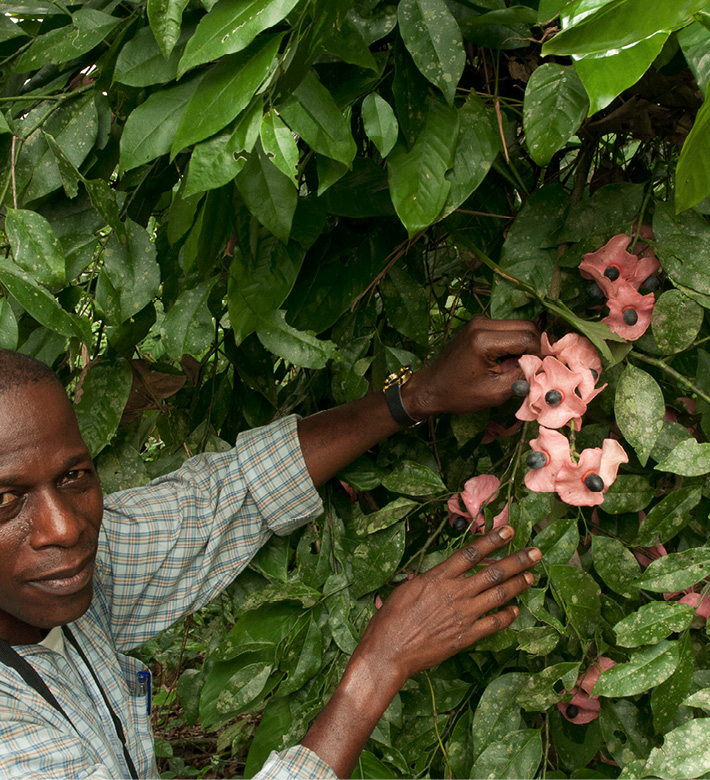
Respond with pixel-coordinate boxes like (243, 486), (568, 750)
(528, 547), (542, 562)
(511, 606), (520, 618)
(524, 572), (534, 584)
(498, 526), (515, 540)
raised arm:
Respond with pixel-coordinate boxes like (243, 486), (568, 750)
(300, 526), (541, 777)
(297, 317), (540, 487)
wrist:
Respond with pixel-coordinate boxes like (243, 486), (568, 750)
(399, 368), (436, 422)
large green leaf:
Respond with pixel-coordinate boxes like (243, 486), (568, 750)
(650, 632), (694, 733)
(0, 298), (18, 350)
(471, 729), (542, 779)
(613, 602), (696, 647)
(397, 0), (465, 105)
(114, 25), (186, 87)
(655, 438), (710, 476)
(260, 108), (300, 186)
(172, 34), (282, 157)
(361, 93), (399, 158)
(278, 70), (357, 167)
(350, 522), (406, 598)
(235, 141), (298, 244)
(178, 0), (300, 76)
(615, 365), (665, 466)
(599, 700), (653, 767)
(591, 536), (641, 598)
(5, 208), (65, 289)
(630, 718), (710, 779)
(592, 641), (679, 698)
(532, 518), (579, 565)
(633, 547), (710, 592)
(635, 486), (701, 546)
(471, 674), (526, 760)
(379, 265), (429, 346)
(387, 95), (458, 236)
(74, 361), (133, 457)
(574, 33), (668, 115)
(147, 0), (190, 59)
(678, 21), (710, 95)
(523, 64), (588, 166)
(15, 9), (121, 73)
(600, 475), (655, 515)
(652, 289), (704, 354)
(549, 564), (601, 637)
(676, 95), (710, 213)
(542, 0), (706, 57)
(120, 78), (200, 172)
(256, 310), (338, 369)
(381, 461), (446, 496)
(162, 277), (217, 360)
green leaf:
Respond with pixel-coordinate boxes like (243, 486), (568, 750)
(471, 673), (526, 760)
(533, 518), (579, 565)
(682, 688), (710, 712)
(379, 265), (429, 346)
(471, 729), (542, 779)
(650, 421), (694, 465)
(601, 475), (655, 515)
(677, 96), (710, 212)
(43, 131), (82, 198)
(5, 208), (65, 289)
(516, 626), (560, 656)
(256, 309), (338, 369)
(381, 461), (446, 496)
(678, 21), (710, 96)
(615, 365), (665, 466)
(397, 0), (465, 105)
(360, 498), (419, 535)
(574, 33), (668, 115)
(599, 700), (653, 767)
(98, 220), (161, 325)
(633, 718), (710, 778)
(74, 361), (133, 457)
(351, 522), (406, 598)
(613, 602), (696, 648)
(147, 0), (190, 59)
(120, 78), (200, 172)
(172, 34), (282, 157)
(178, 0), (300, 75)
(635, 486), (702, 546)
(523, 64), (588, 166)
(14, 9), (121, 73)
(387, 94), (458, 236)
(592, 641), (679, 698)
(652, 289), (704, 354)
(591, 536), (641, 598)
(361, 93), (399, 158)
(633, 547), (710, 592)
(650, 632), (694, 733)
(278, 612), (322, 695)
(97, 439), (149, 494)
(549, 564), (602, 637)
(655, 438), (710, 476)
(322, 16), (378, 71)
(162, 277), (217, 360)
(0, 261), (87, 342)
(278, 70), (357, 168)
(114, 25), (186, 87)
(260, 108), (300, 186)
(236, 141), (298, 244)
(518, 662), (580, 711)
(202, 658), (273, 728)
(0, 298), (18, 350)
(542, 0), (707, 57)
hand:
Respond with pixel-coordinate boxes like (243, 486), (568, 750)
(402, 317), (541, 419)
(350, 525), (540, 691)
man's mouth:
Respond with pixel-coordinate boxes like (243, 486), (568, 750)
(28, 558), (94, 595)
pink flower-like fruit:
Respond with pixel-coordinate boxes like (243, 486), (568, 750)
(679, 592), (710, 621)
(559, 657), (616, 724)
(541, 333), (604, 402)
(448, 474), (509, 533)
(525, 427), (574, 493)
(555, 439), (628, 506)
(604, 282), (655, 341)
(516, 356), (590, 429)
(580, 234), (660, 295)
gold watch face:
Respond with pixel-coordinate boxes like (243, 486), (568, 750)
(383, 366), (412, 390)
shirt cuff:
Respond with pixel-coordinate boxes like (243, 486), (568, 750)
(255, 746), (338, 780)
(236, 415), (324, 536)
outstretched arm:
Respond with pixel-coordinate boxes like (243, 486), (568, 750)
(297, 317), (540, 487)
(300, 526), (541, 777)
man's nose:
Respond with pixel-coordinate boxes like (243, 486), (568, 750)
(30, 490), (85, 548)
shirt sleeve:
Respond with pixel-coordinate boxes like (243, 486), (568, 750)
(253, 746), (338, 780)
(95, 415), (323, 651)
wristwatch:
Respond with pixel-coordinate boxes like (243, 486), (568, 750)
(383, 366), (423, 427)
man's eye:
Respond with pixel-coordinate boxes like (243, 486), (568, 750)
(0, 492), (19, 507)
(60, 469), (88, 485)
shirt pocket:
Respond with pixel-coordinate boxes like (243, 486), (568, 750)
(117, 653), (158, 776)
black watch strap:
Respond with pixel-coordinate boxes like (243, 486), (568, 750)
(384, 381), (422, 428)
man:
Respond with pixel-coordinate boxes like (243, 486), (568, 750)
(0, 317), (541, 779)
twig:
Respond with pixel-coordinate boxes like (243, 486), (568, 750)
(10, 137), (17, 209)
(630, 351), (710, 407)
(425, 671), (453, 779)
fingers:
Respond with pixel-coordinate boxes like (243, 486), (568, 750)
(466, 546), (541, 596)
(435, 526), (516, 578)
(473, 327), (541, 363)
(469, 605), (520, 643)
(469, 316), (541, 336)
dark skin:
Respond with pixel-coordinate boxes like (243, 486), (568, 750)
(0, 317), (540, 776)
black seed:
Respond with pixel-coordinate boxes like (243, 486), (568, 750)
(512, 380), (530, 397)
(584, 473), (605, 492)
(642, 275), (660, 291)
(566, 704), (579, 719)
(604, 266), (620, 281)
(590, 369), (599, 381)
(623, 308), (638, 326)
(526, 451), (547, 470)
(545, 389), (563, 406)
(587, 282), (604, 300)
(453, 517), (469, 533)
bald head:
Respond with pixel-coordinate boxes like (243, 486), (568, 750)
(0, 349), (62, 395)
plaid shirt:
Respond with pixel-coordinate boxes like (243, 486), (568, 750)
(0, 416), (336, 780)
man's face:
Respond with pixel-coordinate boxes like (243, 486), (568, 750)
(0, 380), (103, 644)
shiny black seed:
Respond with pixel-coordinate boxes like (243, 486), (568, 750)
(566, 704), (579, 719)
(453, 517), (469, 533)
(545, 389), (563, 406)
(623, 308), (638, 326)
(590, 369), (599, 381)
(526, 451), (547, 470)
(584, 473), (605, 492)
(512, 380), (530, 397)
(642, 275), (660, 291)
(587, 282), (604, 300)
(604, 266), (620, 281)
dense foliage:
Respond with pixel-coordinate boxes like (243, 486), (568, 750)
(2, 0), (710, 776)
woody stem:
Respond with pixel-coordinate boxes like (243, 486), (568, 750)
(631, 352), (710, 407)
